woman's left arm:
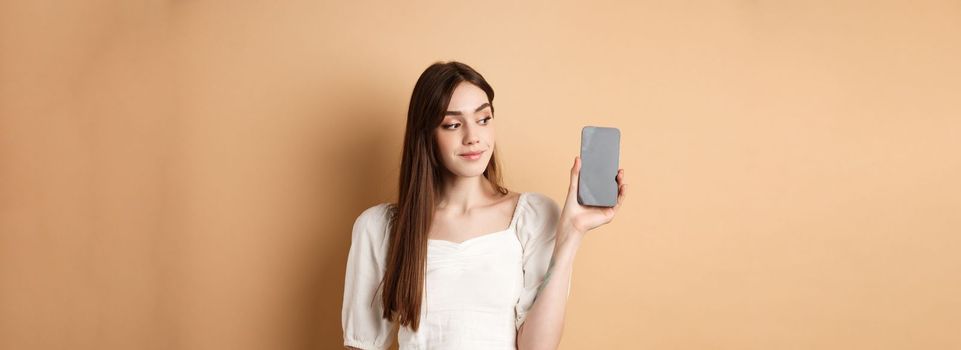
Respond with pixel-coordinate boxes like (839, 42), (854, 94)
(516, 156), (628, 350)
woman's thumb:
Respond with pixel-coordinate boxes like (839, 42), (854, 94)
(569, 156), (581, 193)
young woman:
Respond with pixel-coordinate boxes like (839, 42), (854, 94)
(342, 61), (627, 350)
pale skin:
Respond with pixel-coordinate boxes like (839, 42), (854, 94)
(429, 81), (517, 241)
(347, 82), (626, 349)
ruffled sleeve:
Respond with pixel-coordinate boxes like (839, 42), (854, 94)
(513, 192), (569, 330)
(342, 203), (397, 349)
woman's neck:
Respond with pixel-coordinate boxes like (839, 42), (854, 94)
(437, 174), (497, 214)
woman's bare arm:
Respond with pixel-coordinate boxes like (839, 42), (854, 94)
(516, 157), (626, 350)
(515, 224), (582, 350)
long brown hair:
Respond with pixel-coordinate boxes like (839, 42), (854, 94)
(380, 61), (508, 331)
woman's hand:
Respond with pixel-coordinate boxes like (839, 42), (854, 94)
(559, 156), (627, 237)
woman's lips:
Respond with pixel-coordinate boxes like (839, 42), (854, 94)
(459, 150), (485, 160)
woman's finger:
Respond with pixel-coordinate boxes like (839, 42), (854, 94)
(614, 183), (627, 210)
(569, 156), (581, 192)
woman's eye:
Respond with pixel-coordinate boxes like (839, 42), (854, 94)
(479, 116), (492, 125)
(442, 123), (461, 130)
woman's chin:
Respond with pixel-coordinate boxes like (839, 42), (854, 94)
(447, 166), (489, 179)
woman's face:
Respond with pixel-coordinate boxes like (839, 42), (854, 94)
(434, 81), (495, 179)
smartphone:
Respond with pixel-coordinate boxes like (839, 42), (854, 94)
(578, 126), (621, 207)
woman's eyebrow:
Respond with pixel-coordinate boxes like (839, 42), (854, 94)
(444, 102), (490, 116)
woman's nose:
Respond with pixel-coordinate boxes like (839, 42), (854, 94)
(463, 126), (480, 145)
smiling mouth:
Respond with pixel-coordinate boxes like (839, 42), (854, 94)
(458, 150), (485, 160)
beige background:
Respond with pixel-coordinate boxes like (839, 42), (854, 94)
(2, 1), (960, 349)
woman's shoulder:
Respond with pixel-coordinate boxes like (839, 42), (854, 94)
(518, 191), (559, 213)
(513, 192), (561, 243)
(351, 202), (394, 240)
(356, 202), (393, 223)
(515, 191), (560, 229)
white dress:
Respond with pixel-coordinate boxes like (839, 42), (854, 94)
(341, 192), (569, 350)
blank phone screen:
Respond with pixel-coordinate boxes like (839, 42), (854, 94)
(578, 126), (620, 207)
